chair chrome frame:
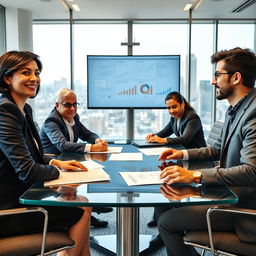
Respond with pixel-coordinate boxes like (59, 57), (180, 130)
(0, 207), (74, 256)
(184, 205), (256, 256)
(206, 206), (256, 256)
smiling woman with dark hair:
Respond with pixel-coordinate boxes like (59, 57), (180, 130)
(0, 50), (91, 256)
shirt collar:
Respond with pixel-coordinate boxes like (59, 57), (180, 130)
(227, 94), (248, 116)
(63, 118), (75, 127)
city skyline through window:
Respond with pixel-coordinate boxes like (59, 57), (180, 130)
(32, 21), (255, 140)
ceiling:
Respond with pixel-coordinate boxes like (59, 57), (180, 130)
(0, 0), (256, 20)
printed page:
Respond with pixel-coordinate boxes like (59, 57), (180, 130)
(80, 160), (104, 169)
(44, 168), (110, 186)
(138, 147), (168, 156)
(120, 171), (164, 186)
(89, 146), (123, 154)
(109, 153), (143, 161)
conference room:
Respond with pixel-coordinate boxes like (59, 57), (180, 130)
(0, 0), (256, 256)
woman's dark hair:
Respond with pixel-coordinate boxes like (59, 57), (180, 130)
(0, 50), (42, 97)
(211, 47), (256, 88)
(165, 91), (193, 110)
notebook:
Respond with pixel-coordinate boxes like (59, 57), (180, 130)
(131, 139), (166, 148)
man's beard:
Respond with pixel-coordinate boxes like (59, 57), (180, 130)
(216, 87), (233, 100)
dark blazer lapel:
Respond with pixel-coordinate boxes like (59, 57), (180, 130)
(223, 88), (256, 150)
(25, 110), (44, 153)
(178, 118), (185, 136)
(220, 113), (230, 154)
(24, 108), (44, 161)
(224, 108), (245, 150)
(173, 119), (179, 135)
(57, 112), (71, 141)
(73, 123), (79, 142)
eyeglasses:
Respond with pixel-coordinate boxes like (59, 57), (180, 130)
(60, 102), (80, 108)
(214, 71), (234, 80)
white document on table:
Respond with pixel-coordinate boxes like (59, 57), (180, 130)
(44, 168), (110, 186)
(138, 147), (168, 156)
(119, 171), (164, 186)
(92, 146), (123, 153)
(109, 152), (143, 161)
(80, 160), (104, 169)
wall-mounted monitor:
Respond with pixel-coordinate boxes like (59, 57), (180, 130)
(87, 55), (180, 109)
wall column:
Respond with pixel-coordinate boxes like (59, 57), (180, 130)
(5, 8), (33, 51)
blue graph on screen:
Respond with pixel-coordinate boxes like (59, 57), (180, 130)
(87, 55), (180, 109)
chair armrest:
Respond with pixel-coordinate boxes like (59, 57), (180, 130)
(0, 207), (49, 256)
(207, 205), (256, 216)
(206, 205), (256, 255)
(0, 206), (47, 216)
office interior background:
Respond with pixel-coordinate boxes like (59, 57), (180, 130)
(0, 0), (255, 141)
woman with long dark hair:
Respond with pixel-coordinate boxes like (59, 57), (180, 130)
(0, 50), (91, 256)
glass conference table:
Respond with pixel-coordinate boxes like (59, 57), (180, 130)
(20, 144), (238, 256)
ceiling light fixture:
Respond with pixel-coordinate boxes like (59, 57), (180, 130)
(232, 0), (256, 13)
(194, 0), (204, 10)
(60, 0), (69, 10)
(184, 3), (193, 11)
(72, 4), (80, 11)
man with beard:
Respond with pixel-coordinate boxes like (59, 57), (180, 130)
(155, 47), (256, 256)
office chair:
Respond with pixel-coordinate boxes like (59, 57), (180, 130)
(183, 205), (256, 256)
(206, 120), (224, 146)
(0, 207), (74, 256)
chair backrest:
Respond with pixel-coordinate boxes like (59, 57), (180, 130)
(183, 206), (256, 256)
(0, 207), (74, 256)
(206, 120), (224, 146)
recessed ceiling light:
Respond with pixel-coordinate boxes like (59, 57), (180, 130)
(72, 4), (80, 11)
(194, 0), (204, 10)
(184, 3), (193, 11)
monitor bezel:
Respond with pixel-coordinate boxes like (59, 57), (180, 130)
(87, 54), (180, 109)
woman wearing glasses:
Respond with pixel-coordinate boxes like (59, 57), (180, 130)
(40, 88), (108, 155)
(0, 51), (91, 256)
(145, 91), (206, 149)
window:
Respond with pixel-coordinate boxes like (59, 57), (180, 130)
(133, 23), (188, 138)
(32, 20), (256, 139)
(73, 24), (127, 139)
(191, 22), (215, 137)
(216, 22), (255, 121)
(0, 5), (6, 55)
(33, 24), (70, 127)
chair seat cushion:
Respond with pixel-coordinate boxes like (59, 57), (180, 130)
(184, 231), (256, 256)
(0, 231), (74, 256)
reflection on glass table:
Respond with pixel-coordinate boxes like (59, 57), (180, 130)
(20, 144), (238, 256)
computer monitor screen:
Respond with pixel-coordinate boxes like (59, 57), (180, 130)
(87, 55), (180, 109)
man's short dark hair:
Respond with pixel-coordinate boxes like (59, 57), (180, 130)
(211, 47), (256, 88)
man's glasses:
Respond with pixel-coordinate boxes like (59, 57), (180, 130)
(60, 102), (80, 108)
(214, 71), (233, 80)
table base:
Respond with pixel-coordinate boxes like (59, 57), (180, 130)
(90, 234), (161, 256)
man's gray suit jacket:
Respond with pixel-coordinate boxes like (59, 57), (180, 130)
(188, 88), (256, 186)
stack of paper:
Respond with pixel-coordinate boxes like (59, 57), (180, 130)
(79, 160), (104, 169)
(44, 160), (110, 186)
(109, 152), (143, 161)
(87, 146), (123, 154)
(119, 171), (164, 186)
(45, 168), (110, 186)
